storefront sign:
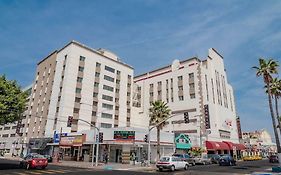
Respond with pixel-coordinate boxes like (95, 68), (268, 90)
(204, 105), (210, 129)
(114, 131), (135, 140)
(175, 133), (191, 149)
(60, 135), (85, 147)
(53, 131), (68, 143)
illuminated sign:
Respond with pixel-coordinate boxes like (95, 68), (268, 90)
(114, 131), (135, 140)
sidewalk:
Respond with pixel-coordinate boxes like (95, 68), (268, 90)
(50, 160), (155, 172)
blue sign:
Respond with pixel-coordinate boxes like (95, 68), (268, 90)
(53, 131), (68, 143)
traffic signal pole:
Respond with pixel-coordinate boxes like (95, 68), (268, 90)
(73, 118), (100, 167)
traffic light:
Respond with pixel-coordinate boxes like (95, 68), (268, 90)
(184, 112), (189, 123)
(144, 134), (148, 142)
(67, 116), (73, 127)
(99, 132), (103, 143)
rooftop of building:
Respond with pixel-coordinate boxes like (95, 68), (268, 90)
(37, 40), (134, 70)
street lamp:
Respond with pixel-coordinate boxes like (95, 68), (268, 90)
(79, 102), (110, 167)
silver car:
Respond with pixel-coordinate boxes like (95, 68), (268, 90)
(193, 155), (212, 165)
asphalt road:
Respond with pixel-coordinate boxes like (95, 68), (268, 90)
(0, 158), (277, 175)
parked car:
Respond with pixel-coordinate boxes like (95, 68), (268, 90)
(156, 156), (189, 172)
(269, 155), (279, 163)
(219, 155), (236, 166)
(19, 153), (48, 170)
(43, 155), (53, 163)
(173, 153), (196, 166)
(208, 154), (221, 164)
(193, 155), (212, 165)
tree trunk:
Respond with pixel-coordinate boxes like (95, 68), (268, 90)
(275, 95), (281, 135)
(157, 127), (160, 161)
(267, 82), (281, 166)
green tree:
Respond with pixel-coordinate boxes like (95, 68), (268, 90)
(0, 75), (27, 124)
(268, 78), (281, 135)
(149, 100), (171, 160)
(253, 58), (281, 157)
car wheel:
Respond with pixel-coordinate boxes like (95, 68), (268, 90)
(170, 165), (175, 172)
(26, 163), (30, 170)
(184, 164), (188, 170)
(42, 166), (46, 170)
(159, 168), (163, 172)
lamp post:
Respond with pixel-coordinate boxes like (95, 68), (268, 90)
(79, 102), (109, 167)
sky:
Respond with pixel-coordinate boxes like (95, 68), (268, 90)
(0, 0), (280, 139)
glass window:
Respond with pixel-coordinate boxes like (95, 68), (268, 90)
(78, 66), (84, 72)
(178, 76), (183, 80)
(190, 93), (196, 99)
(101, 113), (113, 119)
(102, 103), (113, 110)
(103, 85), (114, 92)
(95, 72), (100, 77)
(96, 62), (101, 67)
(94, 82), (99, 87)
(93, 92), (98, 97)
(105, 66), (115, 73)
(102, 94), (113, 101)
(75, 88), (82, 93)
(104, 75), (114, 82)
(189, 73), (194, 79)
(117, 70), (121, 75)
(100, 123), (112, 128)
(77, 77), (83, 83)
(80, 56), (86, 61)
(75, 97), (81, 103)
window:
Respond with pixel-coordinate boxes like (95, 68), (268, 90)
(95, 72), (100, 77)
(101, 113), (113, 119)
(4, 126), (10, 130)
(116, 79), (120, 84)
(149, 92), (153, 97)
(116, 88), (120, 93)
(179, 96), (184, 101)
(127, 92), (131, 96)
(149, 84), (153, 88)
(102, 103), (113, 110)
(103, 85), (114, 92)
(115, 115), (119, 120)
(189, 83), (195, 89)
(80, 56), (86, 61)
(190, 93), (196, 99)
(178, 86), (183, 90)
(178, 76), (183, 80)
(157, 81), (162, 86)
(117, 70), (121, 75)
(77, 77), (83, 83)
(75, 88), (82, 94)
(2, 134), (8, 137)
(78, 66), (84, 72)
(189, 73), (194, 79)
(94, 82), (99, 87)
(93, 92), (98, 97)
(92, 111), (96, 116)
(104, 75), (114, 82)
(96, 62), (101, 67)
(101, 123), (112, 128)
(10, 134), (16, 137)
(102, 94), (113, 101)
(93, 101), (98, 106)
(75, 97), (81, 103)
(105, 66), (115, 73)
(73, 108), (79, 113)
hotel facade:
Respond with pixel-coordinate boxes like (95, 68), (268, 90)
(4, 41), (244, 161)
(133, 48), (243, 156)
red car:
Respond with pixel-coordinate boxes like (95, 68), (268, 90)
(20, 153), (48, 170)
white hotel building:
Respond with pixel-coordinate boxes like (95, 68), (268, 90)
(16, 41), (243, 161)
(133, 48), (243, 156)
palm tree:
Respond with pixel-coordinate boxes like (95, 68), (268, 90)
(149, 100), (171, 160)
(253, 58), (281, 158)
(268, 78), (281, 135)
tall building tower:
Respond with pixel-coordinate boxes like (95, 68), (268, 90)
(23, 41), (133, 140)
(133, 48), (239, 148)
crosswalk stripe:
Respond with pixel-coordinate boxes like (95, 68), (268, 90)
(25, 171), (43, 175)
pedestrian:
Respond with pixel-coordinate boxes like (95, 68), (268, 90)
(104, 152), (108, 164)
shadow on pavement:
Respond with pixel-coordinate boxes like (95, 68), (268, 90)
(0, 163), (21, 170)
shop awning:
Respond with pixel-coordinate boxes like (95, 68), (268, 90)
(223, 141), (246, 150)
(206, 141), (229, 150)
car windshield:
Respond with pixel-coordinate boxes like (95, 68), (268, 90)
(221, 156), (229, 159)
(32, 154), (45, 158)
(173, 154), (183, 158)
(160, 157), (170, 162)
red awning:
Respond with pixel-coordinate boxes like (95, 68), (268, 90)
(206, 141), (229, 150)
(223, 141), (246, 150)
(235, 143), (246, 150)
